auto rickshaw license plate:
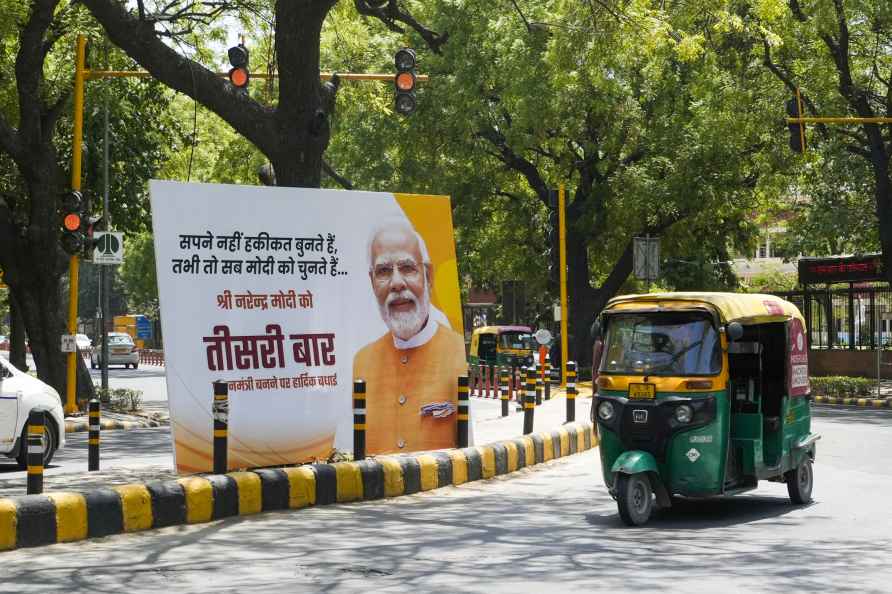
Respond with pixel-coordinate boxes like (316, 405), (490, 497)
(628, 383), (656, 400)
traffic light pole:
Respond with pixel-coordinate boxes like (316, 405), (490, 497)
(558, 184), (568, 387)
(65, 34), (432, 413)
(65, 34), (87, 415)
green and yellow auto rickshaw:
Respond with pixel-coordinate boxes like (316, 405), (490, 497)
(468, 325), (534, 369)
(591, 292), (819, 526)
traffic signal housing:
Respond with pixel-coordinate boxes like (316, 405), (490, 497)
(60, 190), (84, 256)
(394, 48), (417, 116)
(228, 43), (250, 89)
(786, 95), (806, 154)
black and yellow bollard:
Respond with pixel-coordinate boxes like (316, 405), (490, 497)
(458, 375), (470, 447)
(353, 379), (366, 461)
(523, 365), (536, 434)
(535, 359), (543, 406)
(544, 354), (552, 400)
(499, 367), (510, 417)
(212, 380), (229, 474)
(88, 399), (100, 471)
(26, 410), (45, 495)
(515, 367), (526, 412)
(566, 361), (578, 423)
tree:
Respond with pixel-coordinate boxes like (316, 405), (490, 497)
(81, 0), (447, 187)
(345, 1), (783, 363)
(0, 1), (179, 398)
(754, 0), (892, 281)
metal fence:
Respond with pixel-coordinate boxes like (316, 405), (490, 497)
(773, 286), (892, 350)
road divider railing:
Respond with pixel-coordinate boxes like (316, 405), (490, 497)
(139, 349), (165, 367)
(0, 421), (596, 551)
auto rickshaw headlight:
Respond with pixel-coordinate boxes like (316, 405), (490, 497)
(597, 401), (615, 422)
(675, 404), (694, 424)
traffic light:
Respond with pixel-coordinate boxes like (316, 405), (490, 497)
(394, 48), (417, 116)
(786, 95), (806, 154)
(228, 43), (249, 89)
(59, 190), (84, 256)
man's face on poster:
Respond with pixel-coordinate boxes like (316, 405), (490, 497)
(369, 226), (431, 340)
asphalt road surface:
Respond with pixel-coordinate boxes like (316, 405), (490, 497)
(0, 405), (890, 593)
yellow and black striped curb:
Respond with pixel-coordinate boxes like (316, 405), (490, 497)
(0, 421), (596, 551)
(64, 418), (165, 434)
(813, 396), (891, 408)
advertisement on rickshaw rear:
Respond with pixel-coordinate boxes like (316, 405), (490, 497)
(150, 181), (464, 473)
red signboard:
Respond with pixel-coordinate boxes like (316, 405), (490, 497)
(787, 318), (809, 397)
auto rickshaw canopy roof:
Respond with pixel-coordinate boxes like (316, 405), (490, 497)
(604, 292), (805, 326)
(472, 325), (533, 336)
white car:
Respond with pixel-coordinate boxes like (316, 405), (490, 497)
(91, 332), (140, 369)
(0, 357), (65, 468)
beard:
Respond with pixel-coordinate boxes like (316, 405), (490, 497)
(380, 282), (431, 341)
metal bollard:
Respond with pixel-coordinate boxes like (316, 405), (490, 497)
(458, 375), (470, 447)
(535, 359), (543, 406)
(516, 368), (526, 411)
(499, 367), (509, 417)
(523, 366), (536, 434)
(544, 354), (551, 400)
(353, 379), (366, 461)
(212, 380), (229, 474)
(26, 410), (45, 495)
(567, 361), (577, 423)
(88, 399), (100, 471)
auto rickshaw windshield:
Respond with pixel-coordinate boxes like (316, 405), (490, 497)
(600, 312), (721, 376)
(499, 331), (533, 350)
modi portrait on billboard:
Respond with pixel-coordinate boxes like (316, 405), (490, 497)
(150, 181), (465, 473)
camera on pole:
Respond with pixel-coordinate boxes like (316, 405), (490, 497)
(394, 48), (417, 116)
(228, 43), (250, 89)
(60, 190), (84, 256)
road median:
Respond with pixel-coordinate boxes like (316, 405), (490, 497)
(0, 420), (596, 551)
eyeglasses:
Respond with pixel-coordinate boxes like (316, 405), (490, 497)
(373, 259), (421, 282)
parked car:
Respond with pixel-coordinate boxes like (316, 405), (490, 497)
(90, 332), (139, 369)
(0, 356), (65, 468)
(75, 333), (92, 353)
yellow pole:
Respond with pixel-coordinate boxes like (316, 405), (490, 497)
(559, 184), (568, 387)
(65, 34), (86, 415)
(787, 116), (892, 124)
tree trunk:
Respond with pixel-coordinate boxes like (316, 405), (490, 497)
(9, 292), (27, 371)
(870, 155), (892, 285)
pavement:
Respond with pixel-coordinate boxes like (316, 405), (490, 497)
(0, 389), (597, 550)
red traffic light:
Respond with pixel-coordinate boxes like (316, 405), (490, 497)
(395, 71), (415, 92)
(229, 66), (250, 88)
(63, 212), (81, 231)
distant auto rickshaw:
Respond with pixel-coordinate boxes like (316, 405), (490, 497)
(469, 325), (534, 369)
(591, 292), (819, 526)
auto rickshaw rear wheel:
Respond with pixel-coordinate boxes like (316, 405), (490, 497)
(616, 473), (653, 526)
(786, 458), (813, 504)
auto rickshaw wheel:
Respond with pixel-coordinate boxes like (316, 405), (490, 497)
(786, 459), (813, 504)
(616, 473), (653, 526)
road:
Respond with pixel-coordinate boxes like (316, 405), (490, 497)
(0, 405), (889, 593)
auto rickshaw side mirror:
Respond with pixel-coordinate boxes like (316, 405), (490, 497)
(726, 322), (744, 342)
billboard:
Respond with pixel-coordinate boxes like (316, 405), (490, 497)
(150, 181), (465, 473)
(798, 254), (885, 285)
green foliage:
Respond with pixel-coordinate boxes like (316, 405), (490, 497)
(117, 231), (158, 318)
(91, 385), (143, 411)
(743, 268), (798, 293)
(810, 376), (876, 398)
